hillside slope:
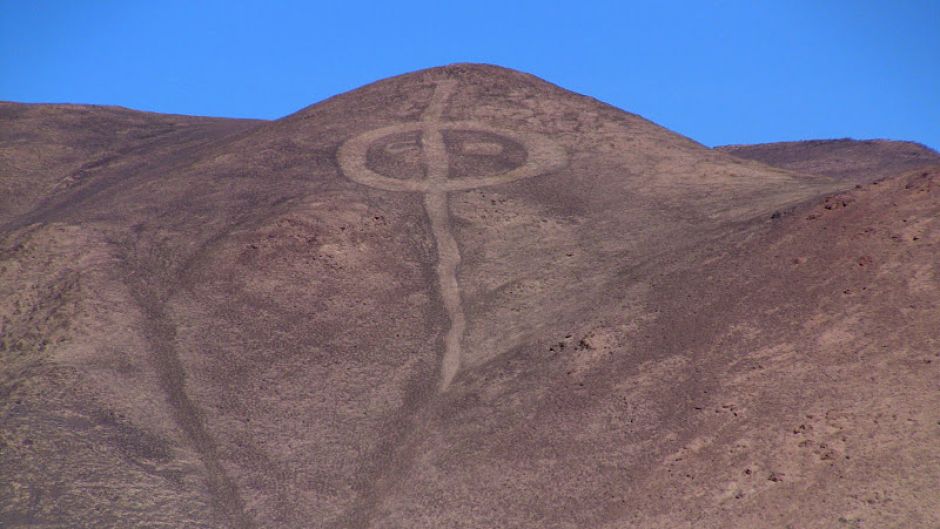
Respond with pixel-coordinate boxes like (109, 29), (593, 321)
(0, 102), (260, 225)
(718, 138), (940, 184)
(1, 65), (936, 528)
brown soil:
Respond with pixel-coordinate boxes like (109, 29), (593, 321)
(1, 64), (938, 528)
(718, 138), (940, 184)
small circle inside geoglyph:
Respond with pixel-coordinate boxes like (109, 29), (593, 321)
(443, 129), (527, 179)
(461, 142), (502, 156)
(366, 131), (424, 180)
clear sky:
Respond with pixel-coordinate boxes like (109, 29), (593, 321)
(2, 1), (938, 149)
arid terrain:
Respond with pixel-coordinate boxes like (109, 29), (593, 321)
(1, 64), (938, 528)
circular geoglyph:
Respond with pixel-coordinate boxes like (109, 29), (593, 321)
(337, 120), (567, 193)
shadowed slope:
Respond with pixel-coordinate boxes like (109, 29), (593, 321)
(718, 138), (940, 184)
(376, 164), (940, 528)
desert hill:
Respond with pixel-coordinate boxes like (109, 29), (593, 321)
(718, 138), (940, 184)
(1, 64), (938, 528)
(0, 102), (260, 226)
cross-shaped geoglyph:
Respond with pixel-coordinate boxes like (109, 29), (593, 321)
(338, 81), (567, 391)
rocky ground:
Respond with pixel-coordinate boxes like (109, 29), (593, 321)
(1, 64), (938, 528)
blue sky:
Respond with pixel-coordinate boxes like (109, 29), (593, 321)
(2, 1), (938, 149)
